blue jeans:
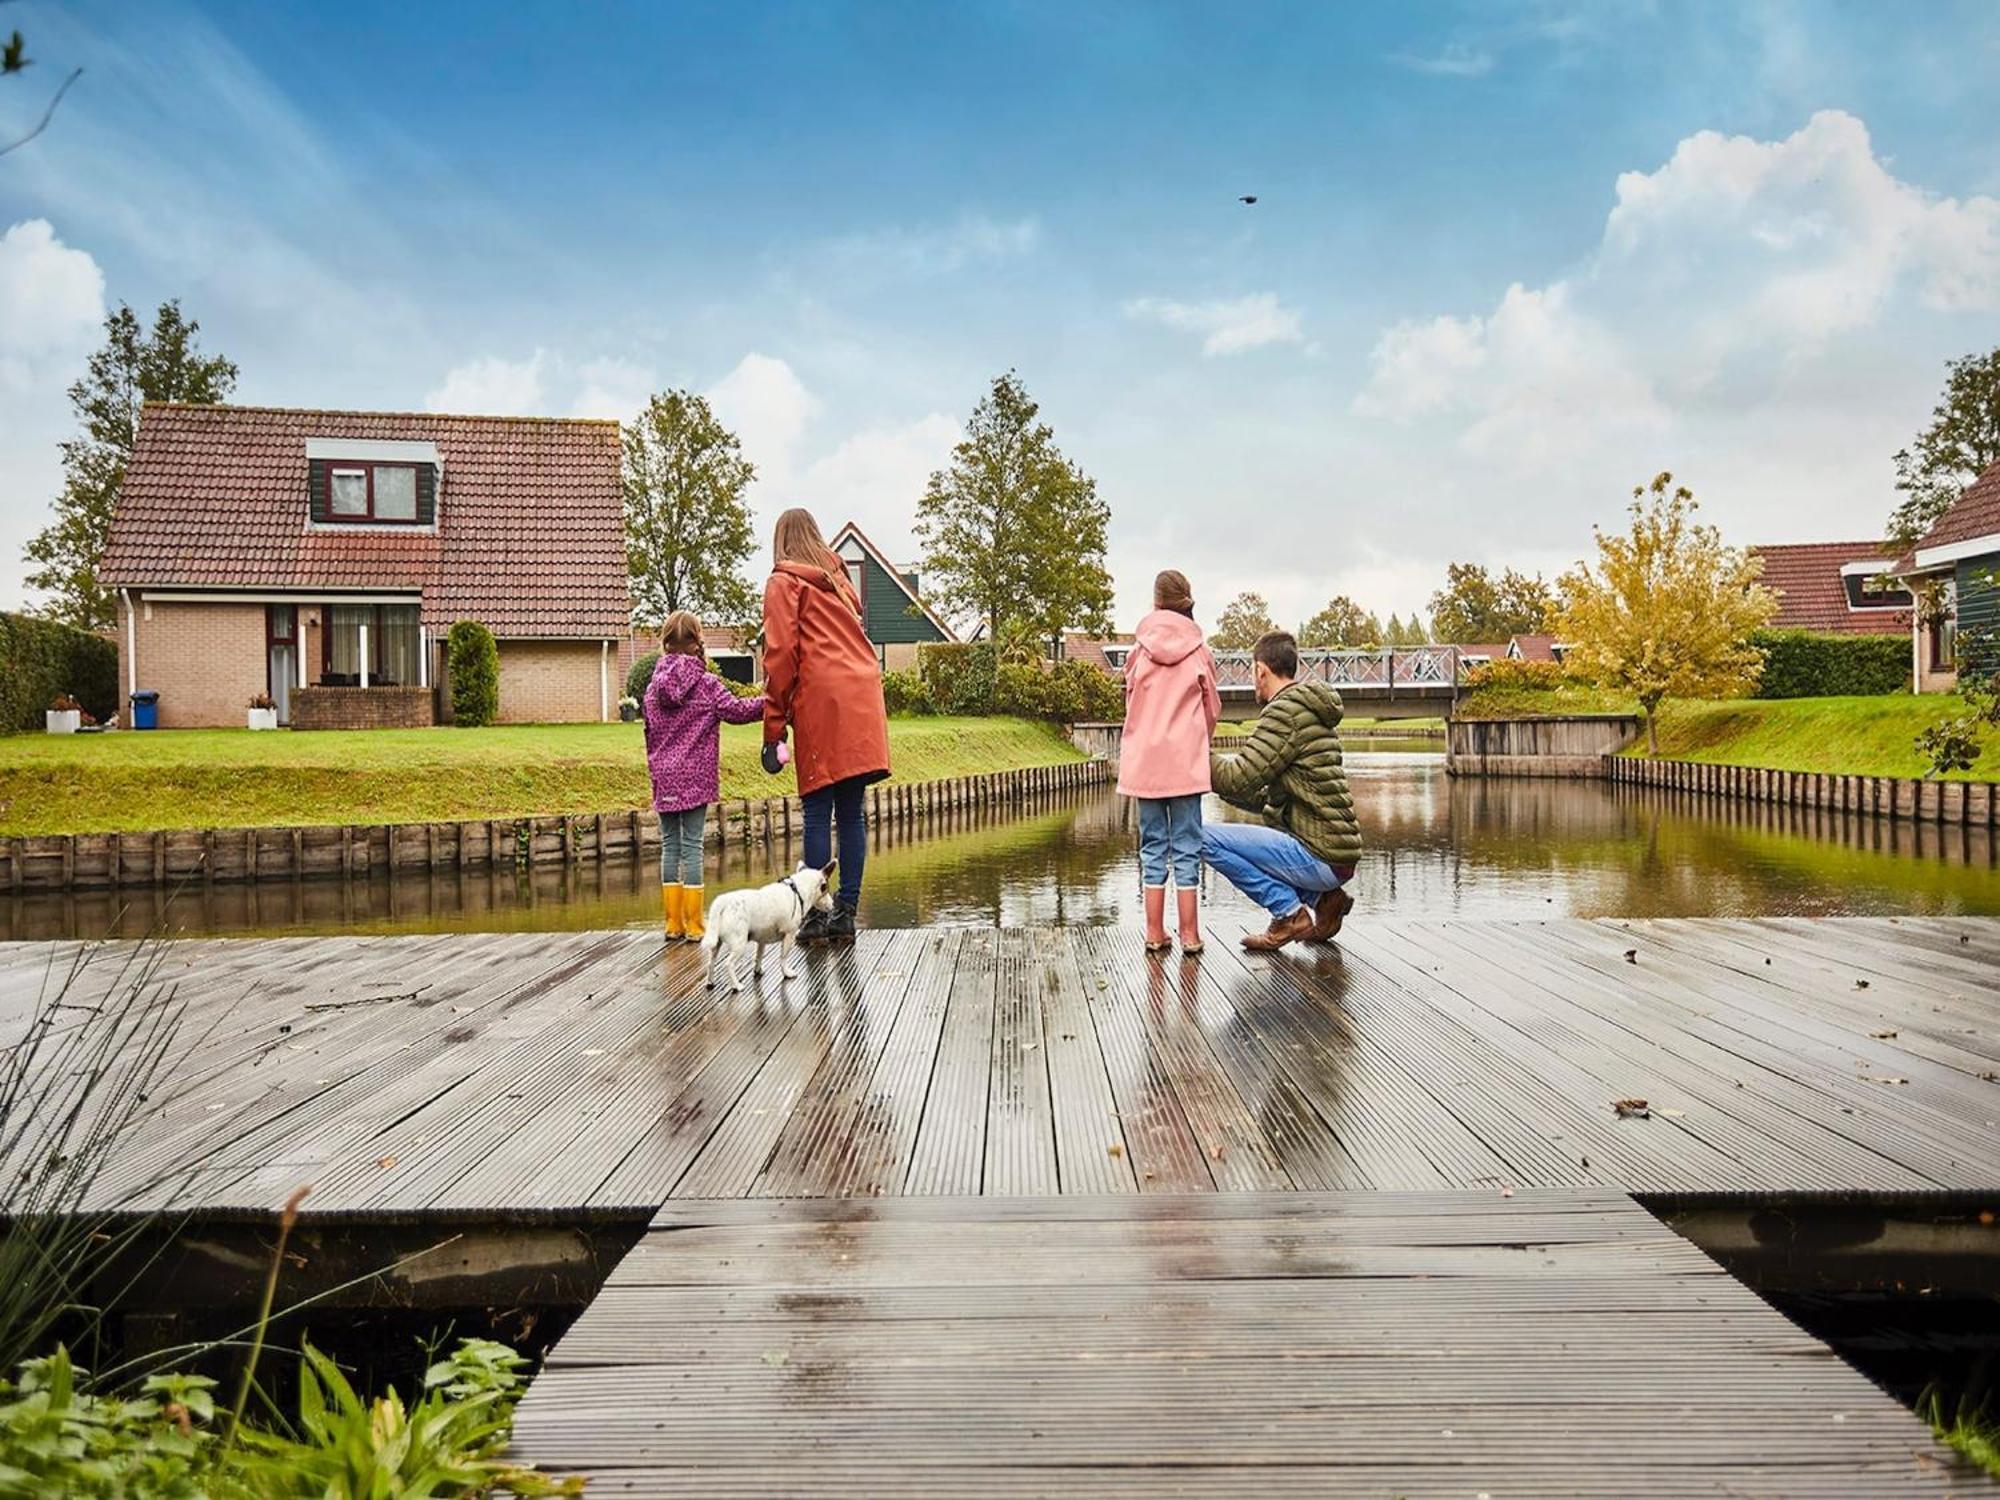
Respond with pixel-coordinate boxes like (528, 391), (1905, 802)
(1201, 820), (1343, 921)
(802, 775), (869, 911)
(1136, 794), (1203, 888)
(658, 807), (706, 886)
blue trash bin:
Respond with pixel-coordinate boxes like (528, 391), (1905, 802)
(130, 690), (159, 731)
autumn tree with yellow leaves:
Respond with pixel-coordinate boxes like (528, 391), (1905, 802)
(1554, 473), (1777, 755)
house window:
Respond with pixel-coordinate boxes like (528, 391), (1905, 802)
(1933, 615), (1957, 671)
(1844, 572), (1912, 611)
(323, 603), (423, 685)
(845, 560), (866, 611)
(321, 461), (424, 524)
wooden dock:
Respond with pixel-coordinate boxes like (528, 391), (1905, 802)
(8, 916), (1998, 1491)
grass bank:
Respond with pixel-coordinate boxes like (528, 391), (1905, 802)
(1459, 688), (2000, 780)
(1637, 696), (2000, 781)
(0, 717), (1083, 837)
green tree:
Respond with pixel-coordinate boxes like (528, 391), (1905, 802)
(915, 371), (1113, 645)
(1427, 563), (1552, 644)
(1554, 472), (1777, 755)
(1383, 612), (1431, 647)
(24, 301), (237, 630)
(1210, 591), (1281, 650)
(1298, 595), (1379, 648)
(1888, 347), (2000, 549)
(621, 390), (760, 628)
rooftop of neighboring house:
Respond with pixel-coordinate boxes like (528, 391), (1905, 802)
(1892, 460), (2000, 575)
(100, 402), (628, 637)
(1063, 632), (1137, 673)
(827, 521), (957, 642)
(1749, 541), (1910, 635)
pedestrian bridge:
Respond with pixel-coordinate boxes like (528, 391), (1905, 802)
(1211, 645), (1460, 721)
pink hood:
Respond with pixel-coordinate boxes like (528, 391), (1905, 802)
(1117, 609), (1222, 800)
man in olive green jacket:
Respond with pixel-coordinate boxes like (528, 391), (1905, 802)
(1203, 631), (1361, 951)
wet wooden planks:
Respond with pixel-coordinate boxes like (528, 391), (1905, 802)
(6, 915), (2000, 1217)
(511, 1190), (1968, 1496)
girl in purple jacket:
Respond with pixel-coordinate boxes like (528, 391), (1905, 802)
(643, 611), (766, 941)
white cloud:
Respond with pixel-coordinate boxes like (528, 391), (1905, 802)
(424, 351), (548, 415)
(1123, 293), (1305, 356)
(1389, 42), (1495, 77)
(570, 357), (657, 420)
(793, 413), (961, 556)
(0, 219), (104, 390)
(824, 213), (1040, 275)
(1353, 110), (2000, 484)
(707, 352), (819, 479)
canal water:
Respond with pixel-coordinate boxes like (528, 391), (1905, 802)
(11, 751), (2000, 942)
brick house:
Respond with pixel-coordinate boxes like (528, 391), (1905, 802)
(100, 403), (628, 728)
(1748, 541), (1911, 638)
(1890, 460), (2000, 693)
(828, 522), (956, 670)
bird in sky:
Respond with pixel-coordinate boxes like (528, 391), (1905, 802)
(1238, 194), (1258, 205)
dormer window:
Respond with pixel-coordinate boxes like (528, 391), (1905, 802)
(328, 462), (420, 522)
(305, 438), (440, 528)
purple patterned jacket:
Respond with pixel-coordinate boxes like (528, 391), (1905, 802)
(642, 653), (767, 814)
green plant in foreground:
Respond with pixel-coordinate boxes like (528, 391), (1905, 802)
(0, 1338), (578, 1498)
(1919, 1389), (2000, 1478)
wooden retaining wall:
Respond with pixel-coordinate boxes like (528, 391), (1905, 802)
(0, 759), (1111, 894)
(1607, 754), (1999, 828)
(1446, 715), (1642, 778)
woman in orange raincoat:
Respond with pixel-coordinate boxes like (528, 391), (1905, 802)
(760, 508), (891, 941)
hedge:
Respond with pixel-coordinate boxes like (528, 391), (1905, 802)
(911, 643), (1123, 723)
(1749, 629), (1909, 698)
(0, 612), (119, 732)
(625, 649), (761, 704)
(446, 620), (500, 726)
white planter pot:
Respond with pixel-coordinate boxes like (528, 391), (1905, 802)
(45, 710), (80, 735)
(247, 708), (279, 731)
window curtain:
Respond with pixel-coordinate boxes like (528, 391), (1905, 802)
(376, 606), (420, 686)
(328, 605), (369, 679)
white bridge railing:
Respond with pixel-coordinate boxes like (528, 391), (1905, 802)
(1211, 646), (1460, 693)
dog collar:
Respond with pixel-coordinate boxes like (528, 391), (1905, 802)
(781, 875), (806, 922)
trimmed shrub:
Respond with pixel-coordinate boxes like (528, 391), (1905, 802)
(625, 650), (660, 704)
(626, 649), (760, 706)
(1462, 658), (1567, 692)
(881, 667), (933, 715)
(1749, 629), (1909, 698)
(0, 612), (119, 732)
(1043, 657), (1125, 723)
(919, 643), (998, 715)
(446, 620), (500, 726)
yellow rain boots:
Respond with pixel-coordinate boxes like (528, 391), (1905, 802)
(662, 883), (685, 941)
(681, 886), (706, 942)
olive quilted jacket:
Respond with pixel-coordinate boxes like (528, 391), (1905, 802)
(1209, 680), (1362, 867)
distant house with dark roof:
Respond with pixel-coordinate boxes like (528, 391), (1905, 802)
(1890, 460), (2000, 692)
(1061, 633), (1136, 674)
(1455, 636), (1564, 668)
(100, 403), (628, 728)
(1749, 541), (1910, 638)
(827, 522), (957, 670)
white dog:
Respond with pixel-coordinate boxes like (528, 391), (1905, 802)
(700, 863), (836, 992)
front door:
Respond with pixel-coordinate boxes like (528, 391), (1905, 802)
(267, 606), (297, 724)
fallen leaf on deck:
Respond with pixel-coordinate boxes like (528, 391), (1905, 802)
(1979, 1072), (1997, 1083)
(1210, 1145), (1226, 1161)
(1107, 1143), (1124, 1158)
(1021, 1041), (1040, 1052)
(376, 1155), (396, 1169)
(1612, 1098), (1650, 1118)
(1853, 979), (1871, 990)
(1872, 1076), (1910, 1085)
(760, 1350), (789, 1368)
(1622, 950), (1637, 964)
(1871, 1030), (1898, 1039)
(1500, 1187), (1514, 1198)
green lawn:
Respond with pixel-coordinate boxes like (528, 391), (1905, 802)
(1636, 696), (2000, 781)
(0, 717), (1084, 836)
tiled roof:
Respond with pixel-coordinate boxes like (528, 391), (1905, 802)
(1748, 541), (1907, 635)
(101, 403), (628, 637)
(1507, 634), (1558, 661)
(1063, 633), (1135, 673)
(1894, 460), (2000, 573)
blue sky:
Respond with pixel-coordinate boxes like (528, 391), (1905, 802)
(3, 0), (1997, 627)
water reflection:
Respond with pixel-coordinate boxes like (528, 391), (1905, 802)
(7, 753), (1999, 941)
